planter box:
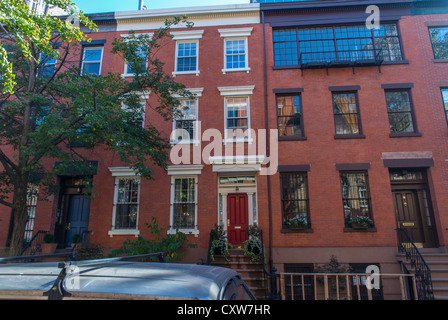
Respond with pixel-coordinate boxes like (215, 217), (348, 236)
(41, 243), (57, 255)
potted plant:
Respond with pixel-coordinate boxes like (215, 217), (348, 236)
(349, 216), (374, 229)
(41, 233), (57, 254)
(209, 225), (229, 262)
(287, 216), (307, 230)
(71, 233), (80, 248)
(243, 224), (263, 261)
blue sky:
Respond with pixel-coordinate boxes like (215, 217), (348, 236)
(74, 0), (251, 13)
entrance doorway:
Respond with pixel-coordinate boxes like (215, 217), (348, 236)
(227, 193), (249, 245)
(390, 169), (438, 248)
(55, 177), (91, 248)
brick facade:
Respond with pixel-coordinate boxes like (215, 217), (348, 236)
(1, 1), (448, 283)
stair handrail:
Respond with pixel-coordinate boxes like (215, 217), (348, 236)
(21, 230), (48, 256)
(396, 227), (434, 300)
(259, 229), (281, 300)
(70, 230), (92, 254)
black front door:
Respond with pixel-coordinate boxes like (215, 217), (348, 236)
(65, 195), (90, 247)
(393, 190), (425, 245)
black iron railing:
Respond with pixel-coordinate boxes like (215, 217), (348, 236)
(396, 227), (434, 300)
(300, 48), (384, 69)
(20, 230), (48, 256)
(259, 230), (281, 300)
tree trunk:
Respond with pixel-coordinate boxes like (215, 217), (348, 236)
(8, 175), (29, 257)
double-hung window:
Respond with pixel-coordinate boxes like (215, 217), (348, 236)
(280, 172), (310, 230)
(114, 177), (140, 230)
(173, 100), (198, 143)
(429, 26), (448, 60)
(124, 46), (147, 76)
(276, 94), (303, 138)
(385, 89), (418, 135)
(172, 177), (197, 230)
(219, 28), (252, 73)
(176, 42), (197, 72)
(172, 30), (204, 76)
(108, 167), (141, 237)
(339, 171), (372, 228)
(81, 47), (103, 76)
(332, 91), (363, 137)
(167, 165), (203, 235)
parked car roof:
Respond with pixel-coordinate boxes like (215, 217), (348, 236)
(0, 257), (256, 300)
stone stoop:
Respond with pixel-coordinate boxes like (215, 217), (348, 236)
(397, 248), (448, 300)
(211, 249), (267, 300)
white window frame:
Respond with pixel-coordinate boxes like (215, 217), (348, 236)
(218, 86), (255, 144)
(167, 165), (203, 235)
(121, 33), (153, 77)
(172, 99), (199, 144)
(81, 46), (103, 76)
(108, 167), (141, 237)
(171, 30), (204, 77)
(170, 88), (203, 145)
(218, 28), (253, 74)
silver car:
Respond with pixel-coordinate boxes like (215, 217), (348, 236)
(0, 254), (256, 300)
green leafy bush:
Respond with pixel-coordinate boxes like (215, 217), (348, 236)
(109, 217), (196, 262)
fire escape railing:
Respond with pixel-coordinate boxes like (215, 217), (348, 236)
(396, 227), (434, 300)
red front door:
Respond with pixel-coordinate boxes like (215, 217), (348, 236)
(227, 193), (249, 246)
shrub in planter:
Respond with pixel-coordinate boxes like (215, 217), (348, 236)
(243, 238), (263, 261)
(41, 233), (57, 254)
(209, 224), (229, 262)
(243, 224), (263, 261)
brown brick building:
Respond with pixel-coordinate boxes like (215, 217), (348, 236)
(1, 0), (448, 300)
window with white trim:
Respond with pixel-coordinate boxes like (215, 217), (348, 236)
(171, 30), (204, 77)
(113, 177), (140, 230)
(219, 28), (252, 74)
(172, 177), (197, 230)
(167, 165), (203, 234)
(173, 99), (198, 143)
(218, 86), (255, 143)
(81, 47), (103, 76)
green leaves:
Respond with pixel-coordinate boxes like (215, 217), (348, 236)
(0, 0), (97, 94)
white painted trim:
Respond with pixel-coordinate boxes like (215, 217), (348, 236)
(115, 5), (260, 31)
(108, 175), (141, 237)
(81, 46), (103, 76)
(222, 36), (250, 74)
(167, 165), (204, 175)
(168, 175), (200, 235)
(173, 39), (200, 77)
(170, 88), (204, 98)
(171, 30), (204, 40)
(218, 27), (253, 38)
(218, 85), (255, 96)
(108, 167), (139, 177)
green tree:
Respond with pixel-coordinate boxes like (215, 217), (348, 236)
(0, 1), (194, 256)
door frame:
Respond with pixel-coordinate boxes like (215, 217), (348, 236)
(217, 174), (258, 243)
(390, 169), (439, 248)
(54, 176), (91, 248)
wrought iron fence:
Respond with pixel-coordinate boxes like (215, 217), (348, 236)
(280, 272), (419, 300)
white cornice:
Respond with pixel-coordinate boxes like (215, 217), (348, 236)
(114, 4), (260, 31)
(218, 27), (253, 37)
(108, 167), (140, 177)
(171, 30), (204, 40)
(218, 85), (255, 96)
(167, 165), (204, 175)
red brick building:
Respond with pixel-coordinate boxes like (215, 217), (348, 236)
(1, 0), (448, 300)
